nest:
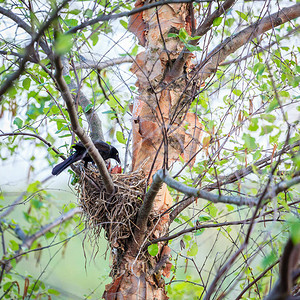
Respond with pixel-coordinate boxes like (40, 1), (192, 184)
(77, 166), (147, 251)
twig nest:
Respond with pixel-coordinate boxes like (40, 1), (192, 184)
(77, 166), (147, 251)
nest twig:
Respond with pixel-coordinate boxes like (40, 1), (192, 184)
(77, 166), (147, 251)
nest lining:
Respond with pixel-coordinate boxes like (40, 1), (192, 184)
(77, 166), (147, 251)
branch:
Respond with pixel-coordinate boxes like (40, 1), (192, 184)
(264, 238), (300, 300)
(66, 0), (212, 35)
(149, 218), (279, 245)
(194, 3), (300, 83)
(73, 56), (133, 71)
(65, 58), (104, 141)
(54, 55), (114, 194)
(3, 207), (82, 272)
(220, 25), (300, 66)
(157, 169), (258, 206)
(0, 6), (32, 34)
(0, 132), (64, 158)
(134, 171), (164, 248)
(170, 140), (300, 220)
(0, 0), (70, 102)
(167, 0), (235, 80)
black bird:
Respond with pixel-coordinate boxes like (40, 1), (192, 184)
(52, 141), (121, 175)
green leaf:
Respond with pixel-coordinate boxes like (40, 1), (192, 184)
(168, 33), (178, 38)
(63, 75), (71, 84)
(278, 90), (289, 98)
(84, 103), (94, 113)
(262, 250), (277, 268)
(253, 149), (261, 161)
(266, 98), (279, 112)
(69, 9), (81, 15)
(208, 204), (218, 218)
(27, 181), (41, 193)
(198, 215), (211, 222)
(120, 19), (127, 29)
(90, 33), (99, 46)
(194, 229), (204, 236)
(131, 45), (139, 56)
(84, 9), (93, 18)
(31, 198), (43, 209)
(261, 114), (276, 123)
(178, 28), (188, 41)
(292, 153), (300, 169)
(65, 18), (78, 27)
(13, 117), (23, 129)
(236, 10), (248, 21)
(233, 89), (242, 97)
(102, 110), (115, 115)
(260, 125), (273, 136)
(186, 44), (202, 52)
(148, 244), (158, 256)
(9, 240), (19, 251)
(248, 118), (258, 131)
(48, 289), (60, 296)
(54, 33), (73, 55)
(116, 131), (126, 144)
(242, 133), (257, 150)
(288, 217), (300, 244)
(187, 242), (198, 256)
(213, 17), (222, 26)
(22, 78), (31, 90)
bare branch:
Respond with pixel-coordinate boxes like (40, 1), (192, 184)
(0, 6), (32, 34)
(73, 56), (133, 71)
(134, 171), (164, 249)
(264, 239), (300, 300)
(66, 0), (214, 35)
(54, 55), (115, 194)
(170, 140), (300, 220)
(0, 0), (70, 102)
(220, 25), (300, 66)
(64, 58), (104, 141)
(167, 0), (235, 80)
(157, 169), (258, 206)
(195, 3), (300, 83)
(149, 218), (279, 245)
(0, 132), (64, 158)
(3, 207), (82, 272)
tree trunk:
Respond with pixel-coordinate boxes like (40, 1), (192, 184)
(104, 1), (202, 298)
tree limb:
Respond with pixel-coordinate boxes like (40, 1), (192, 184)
(167, 0), (235, 80)
(194, 3), (300, 83)
(157, 169), (258, 206)
(66, 0), (213, 35)
(134, 171), (164, 249)
(170, 140), (300, 220)
(73, 56), (133, 71)
(54, 55), (114, 194)
(64, 58), (104, 141)
(220, 25), (300, 66)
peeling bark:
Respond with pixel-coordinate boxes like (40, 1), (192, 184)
(105, 2), (201, 299)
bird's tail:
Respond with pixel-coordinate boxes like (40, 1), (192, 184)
(52, 154), (80, 175)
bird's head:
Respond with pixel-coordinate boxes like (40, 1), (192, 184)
(110, 147), (121, 164)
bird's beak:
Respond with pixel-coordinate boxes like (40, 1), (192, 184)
(116, 157), (121, 164)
